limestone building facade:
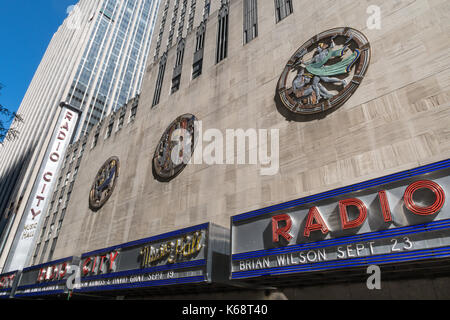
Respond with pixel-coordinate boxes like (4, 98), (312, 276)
(29, 0), (450, 299)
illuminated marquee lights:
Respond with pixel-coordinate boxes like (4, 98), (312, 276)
(81, 251), (119, 276)
(404, 180), (445, 216)
(37, 262), (69, 283)
(140, 232), (204, 268)
(378, 190), (392, 223)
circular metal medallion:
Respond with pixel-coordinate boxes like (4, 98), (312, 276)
(277, 27), (371, 115)
(89, 157), (120, 211)
(153, 114), (198, 182)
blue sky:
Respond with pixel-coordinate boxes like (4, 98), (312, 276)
(0, 0), (77, 127)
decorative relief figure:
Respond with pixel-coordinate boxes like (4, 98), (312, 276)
(89, 157), (120, 211)
(277, 27), (371, 115)
(153, 114), (198, 182)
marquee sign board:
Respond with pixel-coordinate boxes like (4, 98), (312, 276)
(14, 256), (79, 298)
(231, 160), (450, 281)
(74, 223), (229, 295)
(0, 270), (19, 299)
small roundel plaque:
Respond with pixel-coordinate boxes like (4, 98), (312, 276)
(153, 114), (198, 182)
(89, 157), (120, 211)
(277, 27), (371, 115)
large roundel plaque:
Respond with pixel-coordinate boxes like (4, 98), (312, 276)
(89, 157), (120, 211)
(153, 114), (198, 182)
(277, 27), (371, 115)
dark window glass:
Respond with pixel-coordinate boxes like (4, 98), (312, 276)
(275, 0), (293, 23)
(243, 0), (258, 44)
(216, 4), (229, 63)
(152, 53), (167, 107)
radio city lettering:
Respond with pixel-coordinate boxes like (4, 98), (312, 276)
(37, 262), (69, 283)
(81, 251), (119, 276)
(237, 180), (446, 272)
(140, 231), (204, 268)
(272, 180), (445, 243)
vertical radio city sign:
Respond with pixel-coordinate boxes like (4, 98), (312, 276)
(5, 104), (80, 271)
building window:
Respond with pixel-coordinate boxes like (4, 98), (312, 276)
(60, 208), (66, 220)
(187, 0), (196, 33)
(71, 148), (78, 162)
(73, 166), (79, 179)
(117, 109), (125, 130)
(92, 131), (99, 148)
(57, 220), (63, 232)
(192, 61), (203, 80)
(62, 154), (69, 169)
(129, 101), (138, 122)
(81, 140), (87, 155)
(171, 75), (181, 93)
(65, 191), (72, 207)
(51, 211), (58, 224)
(32, 243), (41, 266)
(177, 0), (188, 39)
(193, 21), (206, 79)
(216, 3), (229, 64)
(152, 53), (167, 107)
(40, 226), (46, 241)
(175, 40), (186, 68)
(168, 0), (180, 48)
(203, 0), (211, 20)
(172, 38), (185, 94)
(105, 121), (113, 139)
(243, 0), (258, 44)
(55, 195), (62, 212)
(64, 172), (71, 186)
(155, 0), (170, 61)
(68, 181), (74, 193)
(275, 0), (293, 23)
